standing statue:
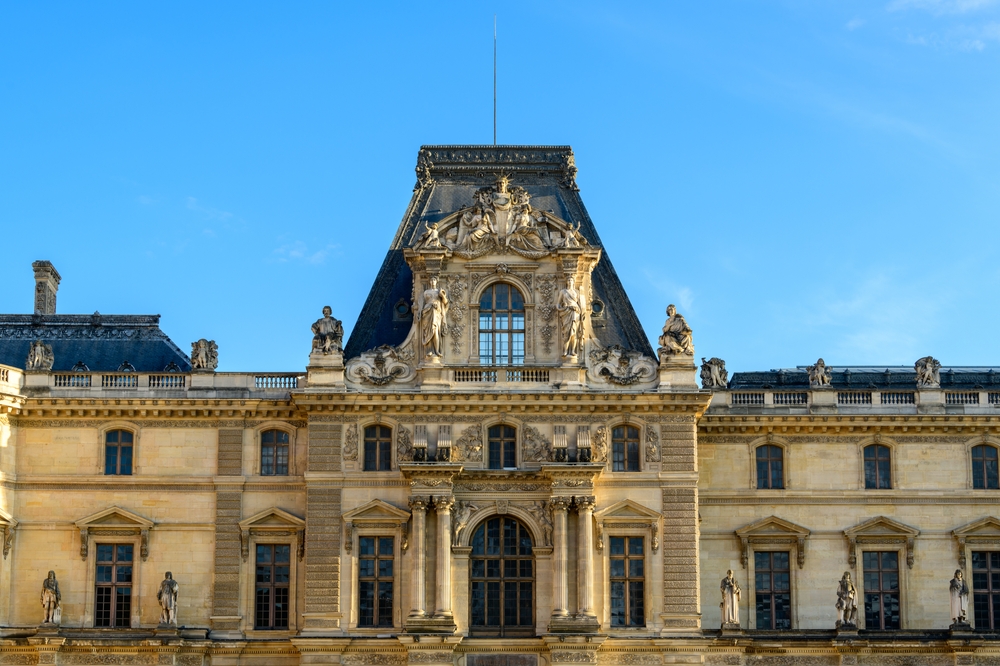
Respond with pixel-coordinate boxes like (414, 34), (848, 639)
(26, 340), (54, 371)
(40, 570), (60, 625)
(915, 356), (942, 388)
(950, 569), (970, 626)
(700, 357), (728, 389)
(158, 571), (179, 626)
(556, 276), (586, 358)
(836, 571), (858, 628)
(658, 305), (694, 356)
(808, 358), (832, 388)
(190, 339), (219, 371)
(720, 569), (741, 627)
(418, 276), (449, 358)
(311, 306), (344, 355)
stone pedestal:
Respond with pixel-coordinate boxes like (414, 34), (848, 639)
(306, 351), (345, 388)
(835, 623), (859, 638)
(950, 621), (974, 635)
(657, 352), (698, 390)
(155, 623), (180, 639)
(720, 622), (743, 636)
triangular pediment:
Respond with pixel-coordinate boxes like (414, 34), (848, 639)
(736, 516), (810, 539)
(343, 499), (411, 524)
(594, 499), (661, 523)
(954, 516), (1000, 539)
(844, 515), (919, 539)
(75, 506), (153, 530)
(238, 507), (305, 531)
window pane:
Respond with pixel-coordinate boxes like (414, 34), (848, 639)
(610, 537), (625, 555)
(105, 445), (118, 475)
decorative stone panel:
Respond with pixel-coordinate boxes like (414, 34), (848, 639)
(217, 428), (243, 476)
(308, 420), (342, 472)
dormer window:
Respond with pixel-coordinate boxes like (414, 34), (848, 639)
(479, 283), (525, 366)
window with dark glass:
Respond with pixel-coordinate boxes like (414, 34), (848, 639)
(754, 551), (791, 630)
(612, 426), (640, 472)
(756, 445), (784, 489)
(255, 544), (290, 630)
(972, 551), (1000, 630)
(863, 551), (900, 630)
(95, 543), (133, 628)
(488, 425), (517, 470)
(609, 536), (645, 627)
(478, 283), (525, 366)
(864, 444), (892, 489)
(470, 516), (534, 636)
(358, 536), (394, 628)
(104, 430), (133, 476)
(364, 425), (393, 472)
(973, 445), (1000, 490)
(261, 429), (289, 476)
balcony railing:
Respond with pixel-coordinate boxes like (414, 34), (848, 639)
(452, 367), (550, 384)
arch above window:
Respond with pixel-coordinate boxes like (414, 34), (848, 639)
(478, 282), (525, 367)
(260, 429), (290, 476)
(972, 444), (999, 490)
(755, 444), (784, 490)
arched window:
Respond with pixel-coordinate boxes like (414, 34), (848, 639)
(864, 444), (891, 489)
(756, 445), (784, 489)
(261, 429), (290, 476)
(105, 430), (134, 476)
(488, 425), (517, 470)
(479, 283), (525, 366)
(470, 516), (534, 636)
(612, 426), (640, 472)
(972, 445), (999, 490)
(364, 425), (393, 472)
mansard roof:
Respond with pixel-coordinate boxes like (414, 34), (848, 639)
(0, 314), (191, 373)
(729, 365), (1000, 391)
(344, 145), (654, 359)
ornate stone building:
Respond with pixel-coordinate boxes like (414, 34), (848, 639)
(0, 147), (996, 665)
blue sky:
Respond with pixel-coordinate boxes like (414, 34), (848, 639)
(2, 1), (999, 373)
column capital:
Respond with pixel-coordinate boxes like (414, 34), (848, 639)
(575, 496), (596, 512)
(550, 496), (573, 511)
(435, 496), (455, 512)
(409, 496), (430, 512)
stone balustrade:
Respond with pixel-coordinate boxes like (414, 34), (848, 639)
(17, 370), (303, 398)
(712, 388), (1000, 414)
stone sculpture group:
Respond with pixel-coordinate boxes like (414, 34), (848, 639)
(39, 571), (179, 628)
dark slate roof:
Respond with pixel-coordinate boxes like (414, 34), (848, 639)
(729, 366), (1000, 391)
(345, 145), (654, 359)
(0, 314), (191, 372)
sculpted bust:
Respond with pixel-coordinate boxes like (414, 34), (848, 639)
(311, 306), (344, 355)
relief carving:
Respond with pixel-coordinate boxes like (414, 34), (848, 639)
(522, 425), (551, 463)
(454, 425), (484, 463)
(26, 340), (54, 371)
(587, 345), (657, 386)
(645, 426), (660, 463)
(190, 339), (218, 371)
(344, 423), (359, 461)
(700, 357), (728, 389)
(397, 427), (413, 463)
(915, 355), (941, 388)
(447, 275), (468, 354)
(452, 501), (481, 546)
(346, 345), (416, 386)
(592, 426), (608, 463)
(537, 274), (557, 355)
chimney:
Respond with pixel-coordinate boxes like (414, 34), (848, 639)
(32, 261), (61, 315)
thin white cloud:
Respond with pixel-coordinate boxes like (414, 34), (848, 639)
(186, 196), (234, 221)
(271, 241), (341, 265)
(888, 0), (998, 14)
(903, 21), (1000, 49)
(642, 269), (695, 313)
(846, 17), (866, 30)
(137, 195), (157, 205)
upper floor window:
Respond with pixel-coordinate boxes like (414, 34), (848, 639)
(261, 430), (289, 476)
(864, 444), (891, 489)
(488, 425), (517, 470)
(95, 543), (133, 628)
(364, 425), (393, 472)
(105, 430), (133, 476)
(470, 516), (534, 636)
(972, 445), (999, 489)
(756, 445), (784, 489)
(479, 283), (525, 366)
(609, 536), (645, 627)
(612, 426), (640, 472)
(358, 536), (394, 628)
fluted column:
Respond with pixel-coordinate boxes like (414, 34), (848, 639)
(551, 497), (571, 618)
(407, 497), (428, 619)
(434, 496), (455, 619)
(576, 496), (596, 618)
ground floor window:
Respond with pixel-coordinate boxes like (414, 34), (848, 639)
(863, 551), (900, 630)
(95, 544), (133, 627)
(255, 544), (290, 629)
(754, 551), (791, 630)
(609, 536), (644, 627)
(973, 551), (1000, 630)
(358, 536), (394, 627)
(470, 516), (534, 636)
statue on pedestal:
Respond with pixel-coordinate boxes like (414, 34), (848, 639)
(720, 569), (741, 628)
(311, 306), (344, 355)
(836, 571), (858, 629)
(418, 277), (449, 358)
(950, 569), (970, 627)
(808, 358), (832, 388)
(26, 340), (54, 371)
(191, 339), (219, 371)
(40, 570), (60, 625)
(158, 571), (179, 626)
(658, 305), (693, 357)
(557, 276), (586, 358)
(915, 356), (942, 389)
(700, 357), (728, 389)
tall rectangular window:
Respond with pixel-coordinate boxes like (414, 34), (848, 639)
(363, 425), (393, 472)
(609, 536), (645, 627)
(104, 430), (133, 476)
(255, 544), (290, 629)
(972, 445), (1000, 490)
(488, 425), (517, 470)
(478, 283), (525, 366)
(972, 551), (1000, 630)
(611, 426), (640, 472)
(754, 551), (791, 630)
(261, 430), (289, 476)
(863, 551), (900, 630)
(95, 544), (133, 628)
(756, 445), (784, 489)
(358, 536), (394, 627)
(864, 445), (892, 489)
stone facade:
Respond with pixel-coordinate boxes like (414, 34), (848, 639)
(0, 146), (995, 664)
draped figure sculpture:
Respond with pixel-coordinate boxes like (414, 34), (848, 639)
(419, 276), (449, 358)
(158, 571), (179, 626)
(950, 569), (970, 626)
(720, 569), (741, 627)
(658, 305), (693, 356)
(557, 276), (586, 358)
(40, 571), (60, 625)
(836, 571), (858, 628)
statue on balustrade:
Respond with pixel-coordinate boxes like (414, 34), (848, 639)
(311, 306), (344, 355)
(700, 357), (728, 389)
(418, 276), (449, 358)
(836, 571), (858, 629)
(26, 340), (54, 372)
(915, 355), (941, 389)
(40, 570), (61, 625)
(658, 305), (693, 357)
(557, 276), (586, 358)
(808, 358), (832, 388)
(950, 569), (970, 627)
(158, 571), (179, 626)
(720, 569), (741, 628)
(191, 339), (219, 371)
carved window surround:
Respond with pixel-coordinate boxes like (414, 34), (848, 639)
(844, 515), (920, 569)
(953, 516), (1000, 569)
(592, 500), (661, 633)
(341, 499), (412, 632)
(747, 434), (790, 490)
(735, 516), (811, 570)
(0, 510), (17, 560)
(237, 507), (306, 637)
(253, 421), (300, 476)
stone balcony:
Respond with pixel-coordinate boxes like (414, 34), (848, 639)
(15, 369), (303, 399)
(708, 387), (1000, 415)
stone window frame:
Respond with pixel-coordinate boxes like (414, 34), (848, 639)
(96, 421), (141, 476)
(966, 436), (1000, 490)
(467, 273), (536, 367)
(252, 421), (299, 477)
(357, 417), (405, 472)
(341, 499), (412, 633)
(857, 435), (897, 491)
(844, 516), (920, 631)
(593, 499), (661, 633)
(75, 507), (154, 629)
(482, 417), (521, 471)
(735, 516), (811, 631)
(237, 507), (306, 637)
(608, 423), (643, 473)
(746, 435), (790, 490)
